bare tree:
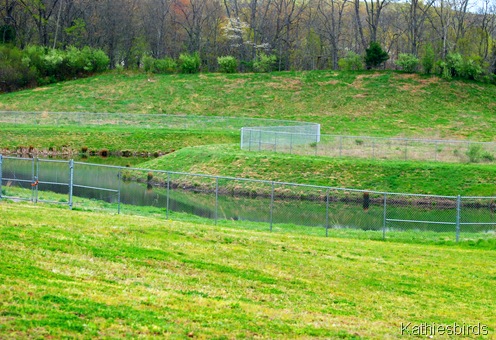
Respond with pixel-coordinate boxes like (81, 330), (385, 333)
(316, 0), (350, 69)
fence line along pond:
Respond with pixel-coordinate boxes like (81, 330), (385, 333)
(1, 155), (496, 243)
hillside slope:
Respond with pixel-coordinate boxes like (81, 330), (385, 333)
(1, 70), (495, 139)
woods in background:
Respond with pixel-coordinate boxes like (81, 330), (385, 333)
(1, 0), (495, 75)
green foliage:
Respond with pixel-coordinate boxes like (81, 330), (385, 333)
(422, 44), (436, 74)
(460, 59), (483, 80)
(217, 56), (238, 73)
(253, 53), (277, 73)
(0, 45), (37, 92)
(143, 55), (177, 74)
(338, 51), (363, 71)
(364, 42), (389, 69)
(179, 52), (201, 74)
(0, 45), (109, 92)
(395, 53), (420, 73)
(466, 144), (494, 163)
(439, 53), (483, 80)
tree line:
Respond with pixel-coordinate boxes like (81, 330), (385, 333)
(1, 0), (495, 75)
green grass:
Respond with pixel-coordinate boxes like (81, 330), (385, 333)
(138, 144), (496, 196)
(0, 200), (495, 338)
(1, 70), (496, 139)
(0, 125), (238, 155)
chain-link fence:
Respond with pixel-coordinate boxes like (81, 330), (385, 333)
(2, 155), (496, 243)
(242, 132), (496, 163)
(3, 111), (493, 163)
(0, 111), (320, 132)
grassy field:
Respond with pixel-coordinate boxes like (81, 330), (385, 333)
(1, 201), (495, 338)
(0, 125), (238, 156)
(1, 70), (496, 139)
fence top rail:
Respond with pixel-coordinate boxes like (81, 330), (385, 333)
(3, 156), (36, 161)
(385, 192), (457, 199)
(37, 158), (71, 164)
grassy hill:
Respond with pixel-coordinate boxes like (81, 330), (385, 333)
(1, 201), (495, 338)
(1, 70), (496, 139)
(138, 144), (496, 196)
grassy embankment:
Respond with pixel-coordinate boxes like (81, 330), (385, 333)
(139, 144), (496, 196)
(2, 70), (496, 195)
(1, 201), (495, 338)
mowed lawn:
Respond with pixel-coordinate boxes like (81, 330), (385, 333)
(0, 201), (494, 338)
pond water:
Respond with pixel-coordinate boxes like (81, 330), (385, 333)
(2, 156), (496, 234)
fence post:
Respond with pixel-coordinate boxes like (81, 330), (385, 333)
(314, 135), (318, 156)
(326, 189), (330, 237)
(290, 133), (293, 154)
(404, 140), (408, 161)
(31, 158), (36, 203)
(456, 195), (461, 242)
(339, 136), (343, 157)
(0, 155), (3, 200)
(68, 159), (74, 210)
(240, 128), (244, 150)
(249, 129), (252, 152)
(166, 172), (170, 219)
(117, 168), (122, 214)
(383, 193), (387, 240)
(215, 177), (219, 225)
(270, 181), (275, 232)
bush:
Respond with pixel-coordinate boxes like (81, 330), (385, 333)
(395, 53), (420, 73)
(439, 53), (483, 81)
(154, 57), (177, 74)
(179, 52), (200, 74)
(1, 45), (109, 92)
(0, 45), (37, 92)
(253, 53), (276, 73)
(338, 51), (363, 71)
(439, 53), (463, 79)
(89, 48), (110, 73)
(144, 55), (177, 74)
(460, 59), (483, 80)
(364, 41), (389, 69)
(422, 44), (435, 74)
(217, 56), (238, 73)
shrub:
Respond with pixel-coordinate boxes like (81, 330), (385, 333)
(466, 144), (483, 163)
(0, 45), (37, 92)
(179, 52), (200, 74)
(217, 56), (238, 73)
(154, 57), (177, 74)
(439, 53), (483, 81)
(338, 51), (363, 71)
(364, 42), (389, 69)
(253, 53), (276, 73)
(460, 59), (483, 80)
(143, 55), (154, 72)
(395, 53), (420, 73)
(422, 44), (435, 74)
(439, 53), (463, 79)
(89, 48), (109, 73)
